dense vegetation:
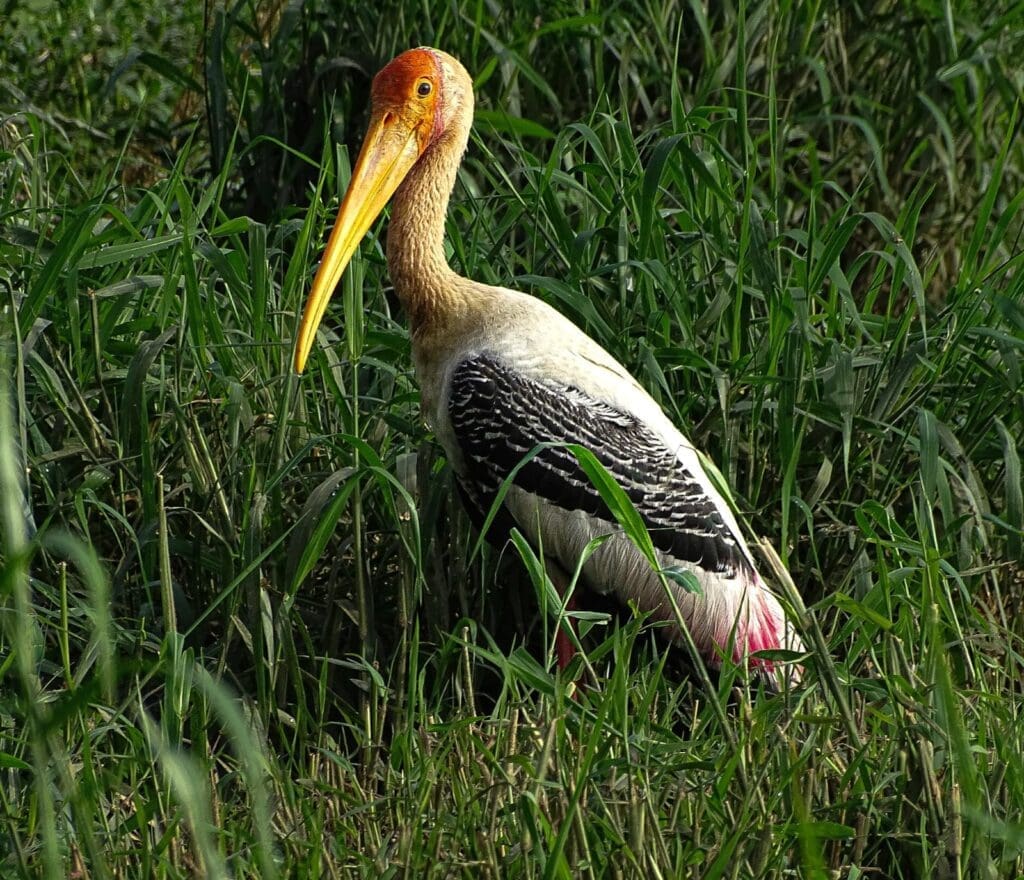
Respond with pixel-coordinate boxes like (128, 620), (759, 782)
(2, 0), (1023, 876)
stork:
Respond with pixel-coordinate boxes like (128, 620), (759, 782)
(294, 47), (804, 686)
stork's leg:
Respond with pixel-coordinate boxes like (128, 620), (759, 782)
(548, 563), (579, 670)
(555, 593), (580, 670)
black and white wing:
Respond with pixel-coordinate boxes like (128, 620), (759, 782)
(446, 351), (801, 676)
(448, 353), (751, 573)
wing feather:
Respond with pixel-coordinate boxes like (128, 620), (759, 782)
(448, 352), (754, 578)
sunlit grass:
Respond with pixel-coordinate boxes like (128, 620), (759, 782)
(2, 1), (1023, 877)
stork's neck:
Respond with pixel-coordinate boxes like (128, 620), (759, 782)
(386, 133), (465, 329)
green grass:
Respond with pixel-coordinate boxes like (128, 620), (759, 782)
(2, 0), (1023, 876)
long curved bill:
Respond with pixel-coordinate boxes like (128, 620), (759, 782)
(293, 110), (427, 373)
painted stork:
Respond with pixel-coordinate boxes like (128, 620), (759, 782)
(294, 47), (804, 686)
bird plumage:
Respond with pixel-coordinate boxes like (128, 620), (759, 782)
(294, 47), (804, 686)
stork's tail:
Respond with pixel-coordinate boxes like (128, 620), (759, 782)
(732, 578), (805, 687)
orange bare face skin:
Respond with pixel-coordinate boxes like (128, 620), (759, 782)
(370, 48), (445, 150)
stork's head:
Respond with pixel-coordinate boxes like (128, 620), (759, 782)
(368, 47), (472, 149)
(294, 48), (473, 373)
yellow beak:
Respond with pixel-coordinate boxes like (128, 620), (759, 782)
(294, 109), (428, 373)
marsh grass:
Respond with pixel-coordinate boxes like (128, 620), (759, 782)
(2, 0), (1023, 876)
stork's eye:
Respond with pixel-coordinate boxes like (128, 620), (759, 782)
(417, 80), (432, 97)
